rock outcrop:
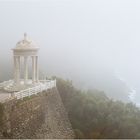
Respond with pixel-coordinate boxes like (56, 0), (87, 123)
(0, 88), (74, 139)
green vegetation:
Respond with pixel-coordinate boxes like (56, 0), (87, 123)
(56, 77), (140, 139)
(0, 103), (4, 126)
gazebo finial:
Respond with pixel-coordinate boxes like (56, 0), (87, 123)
(24, 33), (27, 40)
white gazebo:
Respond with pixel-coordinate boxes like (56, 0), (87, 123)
(0, 34), (56, 101)
(13, 33), (39, 86)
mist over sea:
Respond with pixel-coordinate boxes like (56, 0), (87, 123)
(0, 0), (140, 105)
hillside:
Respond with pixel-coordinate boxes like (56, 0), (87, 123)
(56, 77), (140, 139)
(1, 76), (140, 139)
(0, 88), (74, 139)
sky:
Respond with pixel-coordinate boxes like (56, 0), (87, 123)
(0, 0), (140, 103)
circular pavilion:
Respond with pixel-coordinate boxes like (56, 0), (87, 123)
(2, 33), (41, 92)
(0, 34), (56, 101)
(12, 33), (39, 87)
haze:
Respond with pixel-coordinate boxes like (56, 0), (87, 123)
(0, 0), (140, 104)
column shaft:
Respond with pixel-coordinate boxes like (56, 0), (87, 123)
(32, 56), (36, 83)
(24, 56), (28, 84)
(14, 56), (17, 83)
(35, 56), (39, 82)
(16, 56), (20, 85)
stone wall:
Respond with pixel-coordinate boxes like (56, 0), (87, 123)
(0, 88), (74, 139)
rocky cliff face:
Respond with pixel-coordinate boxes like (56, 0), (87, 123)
(0, 88), (74, 139)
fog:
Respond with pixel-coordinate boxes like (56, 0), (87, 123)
(0, 0), (140, 104)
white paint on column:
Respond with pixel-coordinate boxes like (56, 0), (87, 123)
(16, 56), (20, 85)
(35, 56), (39, 82)
(24, 56), (28, 84)
(32, 56), (36, 84)
(14, 56), (17, 83)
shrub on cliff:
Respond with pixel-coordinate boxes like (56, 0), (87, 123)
(0, 103), (4, 127)
(56, 77), (140, 139)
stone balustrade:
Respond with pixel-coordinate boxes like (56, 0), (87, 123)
(14, 80), (56, 99)
(0, 80), (56, 102)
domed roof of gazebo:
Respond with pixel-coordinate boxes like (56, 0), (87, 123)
(13, 33), (39, 51)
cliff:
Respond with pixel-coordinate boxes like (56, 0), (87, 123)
(0, 88), (74, 139)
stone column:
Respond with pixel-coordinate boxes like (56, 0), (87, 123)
(24, 56), (28, 84)
(14, 56), (17, 83)
(35, 56), (39, 82)
(16, 56), (20, 85)
(32, 56), (36, 84)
